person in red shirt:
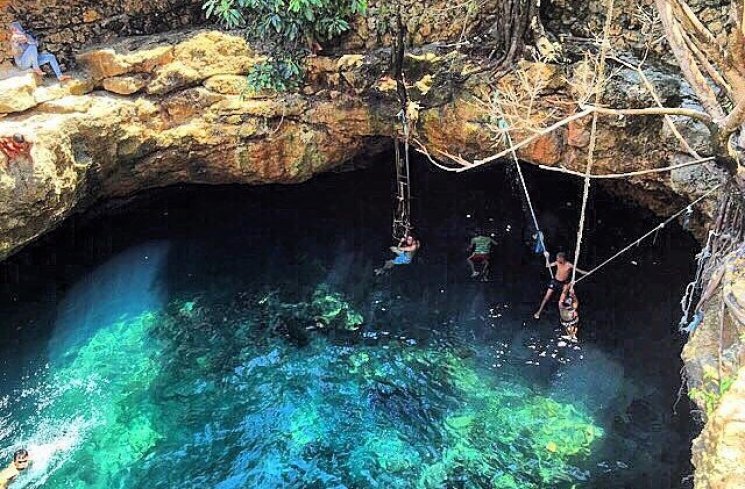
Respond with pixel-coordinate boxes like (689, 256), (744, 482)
(0, 134), (31, 163)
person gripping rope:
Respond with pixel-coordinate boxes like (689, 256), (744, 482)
(534, 252), (586, 319)
(467, 230), (497, 279)
(375, 233), (420, 275)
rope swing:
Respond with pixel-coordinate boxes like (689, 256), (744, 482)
(573, 184), (723, 285)
(570, 0), (616, 286)
(494, 95), (554, 278)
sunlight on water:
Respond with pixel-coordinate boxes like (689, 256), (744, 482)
(2, 284), (602, 488)
(48, 241), (170, 366)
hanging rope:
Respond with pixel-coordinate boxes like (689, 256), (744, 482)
(570, 0), (616, 285)
(494, 95), (553, 278)
(573, 183), (723, 285)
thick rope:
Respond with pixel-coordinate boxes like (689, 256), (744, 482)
(575, 184), (723, 284)
(495, 96), (554, 277)
(570, 0), (615, 285)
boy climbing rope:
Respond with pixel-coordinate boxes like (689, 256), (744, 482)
(375, 233), (420, 275)
(9, 22), (71, 82)
(558, 285), (580, 342)
(467, 230), (497, 279)
(533, 252), (586, 319)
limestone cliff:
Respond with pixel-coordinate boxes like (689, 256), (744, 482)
(0, 30), (725, 259)
(683, 245), (745, 489)
(0, 3), (743, 487)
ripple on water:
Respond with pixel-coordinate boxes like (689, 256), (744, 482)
(2, 286), (603, 489)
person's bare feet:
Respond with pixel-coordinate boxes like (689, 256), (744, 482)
(33, 68), (44, 76)
(59, 74), (72, 82)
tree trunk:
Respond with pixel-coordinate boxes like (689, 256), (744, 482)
(490, 0), (540, 71)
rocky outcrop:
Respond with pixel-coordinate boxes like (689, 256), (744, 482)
(0, 0), (205, 67)
(684, 246), (745, 489)
(0, 29), (725, 259)
(0, 15), (742, 489)
(545, 0), (730, 58)
(691, 368), (745, 489)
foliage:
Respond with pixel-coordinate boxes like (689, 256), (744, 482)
(246, 59), (303, 93)
(688, 365), (735, 417)
(203, 0), (367, 91)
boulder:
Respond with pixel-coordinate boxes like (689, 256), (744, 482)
(103, 74), (150, 95)
(0, 73), (38, 114)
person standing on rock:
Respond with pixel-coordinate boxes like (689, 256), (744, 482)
(9, 22), (71, 82)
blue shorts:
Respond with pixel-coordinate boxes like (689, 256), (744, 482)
(393, 252), (412, 265)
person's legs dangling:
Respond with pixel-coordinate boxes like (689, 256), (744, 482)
(37, 52), (66, 80)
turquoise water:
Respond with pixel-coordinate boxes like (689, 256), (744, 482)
(0, 162), (696, 488)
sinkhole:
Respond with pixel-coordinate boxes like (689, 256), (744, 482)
(0, 154), (700, 489)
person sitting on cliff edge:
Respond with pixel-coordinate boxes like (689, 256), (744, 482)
(9, 22), (71, 82)
(0, 134), (31, 166)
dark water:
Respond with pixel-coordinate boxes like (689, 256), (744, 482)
(0, 156), (697, 488)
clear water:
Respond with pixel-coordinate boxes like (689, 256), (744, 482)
(0, 160), (697, 488)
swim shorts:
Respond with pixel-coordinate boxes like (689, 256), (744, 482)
(561, 316), (579, 328)
(548, 278), (567, 291)
(468, 253), (489, 263)
(393, 252), (412, 265)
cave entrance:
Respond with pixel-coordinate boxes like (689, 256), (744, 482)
(0, 152), (698, 488)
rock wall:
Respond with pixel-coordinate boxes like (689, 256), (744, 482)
(545, 0), (730, 57)
(0, 29), (726, 260)
(2, 0), (729, 71)
(683, 245), (745, 489)
(343, 0), (502, 48)
(0, 0), (205, 67)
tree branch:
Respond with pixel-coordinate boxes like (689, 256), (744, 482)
(678, 24), (733, 97)
(471, 107), (594, 167)
(656, 0), (726, 120)
(581, 104), (713, 123)
(537, 155), (715, 179)
(721, 96), (745, 134)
